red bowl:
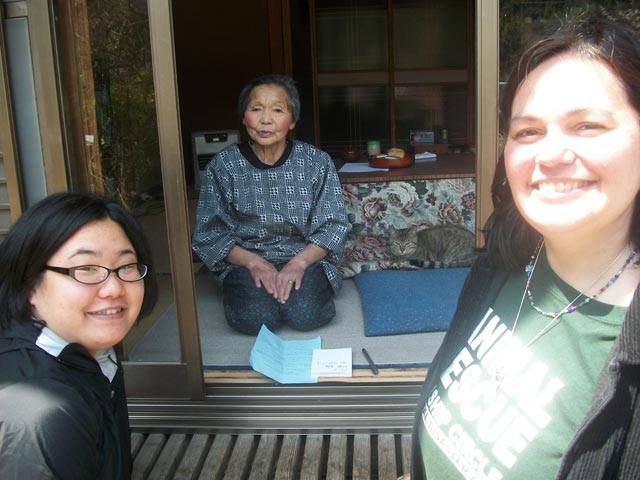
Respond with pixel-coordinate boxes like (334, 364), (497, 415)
(369, 154), (415, 168)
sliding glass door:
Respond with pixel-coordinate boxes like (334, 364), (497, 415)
(52, 0), (203, 398)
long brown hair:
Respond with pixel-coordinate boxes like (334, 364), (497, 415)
(485, 11), (640, 270)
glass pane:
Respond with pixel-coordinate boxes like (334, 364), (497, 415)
(394, 0), (468, 69)
(316, 0), (388, 72)
(394, 84), (467, 146)
(499, 1), (640, 82)
(318, 85), (390, 157)
(3, 16), (47, 205)
(56, 0), (180, 362)
(500, 0), (568, 81)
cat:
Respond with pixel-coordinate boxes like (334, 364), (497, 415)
(388, 224), (476, 267)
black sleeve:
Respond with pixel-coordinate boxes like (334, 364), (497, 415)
(409, 256), (508, 479)
(0, 380), (102, 479)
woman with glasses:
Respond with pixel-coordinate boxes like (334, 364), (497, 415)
(0, 192), (157, 479)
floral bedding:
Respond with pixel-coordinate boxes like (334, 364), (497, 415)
(339, 178), (476, 278)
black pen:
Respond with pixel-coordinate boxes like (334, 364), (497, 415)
(362, 348), (379, 375)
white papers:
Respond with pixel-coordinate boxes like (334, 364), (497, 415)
(249, 326), (353, 382)
(338, 163), (389, 173)
(250, 325), (320, 384)
(415, 151), (437, 162)
(311, 348), (353, 377)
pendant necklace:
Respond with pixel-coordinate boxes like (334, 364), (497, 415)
(493, 240), (636, 386)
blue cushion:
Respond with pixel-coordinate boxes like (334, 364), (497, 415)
(353, 268), (470, 337)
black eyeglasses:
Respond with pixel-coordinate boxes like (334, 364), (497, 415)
(44, 263), (148, 285)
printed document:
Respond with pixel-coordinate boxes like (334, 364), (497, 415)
(250, 325), (321, 384)
(311, 348), (353, 377)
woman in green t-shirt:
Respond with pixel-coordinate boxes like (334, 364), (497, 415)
(406, 11), (640, 480)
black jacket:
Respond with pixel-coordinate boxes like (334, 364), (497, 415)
(411, 254), (640, 479)
(0, 320), (132, 479)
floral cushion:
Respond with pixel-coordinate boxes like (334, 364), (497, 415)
(339, 178), (476, 278)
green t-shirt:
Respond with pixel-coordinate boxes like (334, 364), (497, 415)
(417, 251), (625, 479)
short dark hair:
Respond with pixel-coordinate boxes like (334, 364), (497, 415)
(0, 192), (158, 330)
(486, 11), (640, 270)
(237, 74), (301, 122)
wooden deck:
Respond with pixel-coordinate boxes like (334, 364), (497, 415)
(129, 368), (423, 478)
(131, 431), (411, 479)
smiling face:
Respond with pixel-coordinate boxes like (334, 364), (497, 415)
(504, 53), (640, 241)
(29, 219), (144, 355)
(242, 84), (296, 153)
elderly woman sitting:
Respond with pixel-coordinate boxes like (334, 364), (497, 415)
(192, 74), (349, 335)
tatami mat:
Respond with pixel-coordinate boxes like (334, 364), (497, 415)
(127, 273), (447, 369)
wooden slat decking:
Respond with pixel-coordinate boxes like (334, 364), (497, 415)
(131, 431), (412, 479)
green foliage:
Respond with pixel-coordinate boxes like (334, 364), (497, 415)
(88, 0), (160, 208)
(499, 0), (640, 80)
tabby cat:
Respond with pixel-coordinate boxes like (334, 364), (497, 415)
(388, 224), (476, 267)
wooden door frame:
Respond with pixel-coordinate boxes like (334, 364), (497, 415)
(123, 0), (203, 399)
(27, 0), (68, 194)
(0, 2), (23, 221)
(475, 0), (499, 247)
(0, 0), (68, 215)
(12, 0), (205, 399)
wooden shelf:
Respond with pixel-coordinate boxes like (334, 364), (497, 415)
(337, 152), (475, 184)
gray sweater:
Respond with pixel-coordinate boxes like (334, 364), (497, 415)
(192, 140), (349, 293)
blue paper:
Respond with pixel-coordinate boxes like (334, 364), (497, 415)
(250, 325), (321, 384)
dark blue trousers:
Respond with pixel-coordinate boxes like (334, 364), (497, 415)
(222, 262), (336, 335)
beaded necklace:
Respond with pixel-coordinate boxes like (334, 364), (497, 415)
(526, 241), (637, 319)
(493, 240), (635, 386)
